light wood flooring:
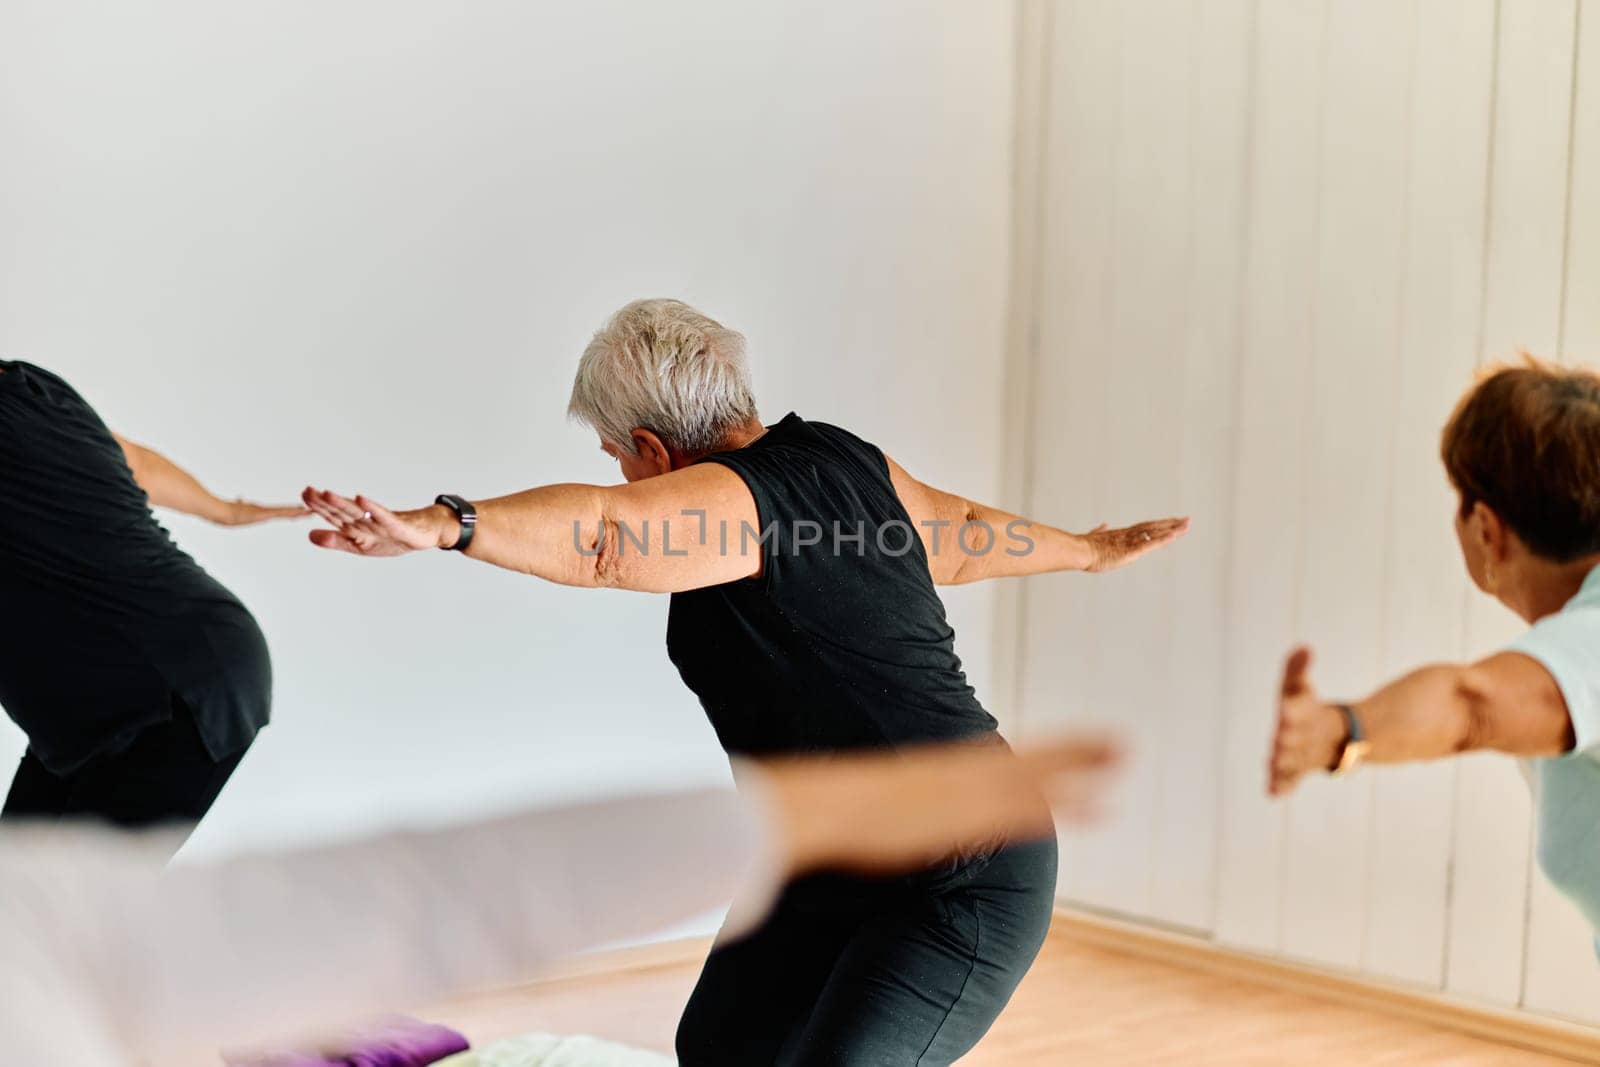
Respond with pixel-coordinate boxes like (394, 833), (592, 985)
(426, 918), (1588, 1065)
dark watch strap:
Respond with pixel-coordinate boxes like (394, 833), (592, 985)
(435, 494), (477, 552)
(1337, 703), (1364, 743)
(1328, 703), (1361, 771)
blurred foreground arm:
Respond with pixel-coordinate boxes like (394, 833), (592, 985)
(0, 735), (1118, 1064)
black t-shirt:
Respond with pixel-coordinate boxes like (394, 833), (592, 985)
(666, 413), (998, 759)
(0, 361), (270, 773)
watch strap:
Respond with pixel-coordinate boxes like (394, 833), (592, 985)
(435, 494), (477, 552)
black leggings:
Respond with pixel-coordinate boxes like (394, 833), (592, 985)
(676, 836), (1058, 1066)
(2, 697), (247, 858)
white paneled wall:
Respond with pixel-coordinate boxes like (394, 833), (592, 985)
(1214, 0), (1327, 955)
(1017, 0), (1121, 909)
(1011, 0), (1600, 1027)
(1154, 0), (1254, 933)
(1366, 0), (1494, 988)
(1446, 0), (1577, 1007)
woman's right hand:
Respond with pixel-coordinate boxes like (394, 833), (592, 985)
(302, 488), (455, 557)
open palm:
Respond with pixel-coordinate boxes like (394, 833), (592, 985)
(1081, 516), (1191, 572)
(302, 487), (443, 557)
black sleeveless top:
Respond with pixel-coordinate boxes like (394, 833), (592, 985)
(0, 361), (271, 773)
(666, 413), (997, 758)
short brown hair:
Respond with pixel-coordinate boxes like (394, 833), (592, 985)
(1441, 355), (1600, 562)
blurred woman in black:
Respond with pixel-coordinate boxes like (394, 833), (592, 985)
(0, 360), (304, 849)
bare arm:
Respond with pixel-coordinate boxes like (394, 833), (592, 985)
(766, 733), (1120, 875)
(114, 435), (307, 527)
(884, 456), (1189, 585)
(1267, 646), (1576, 796)
(303, 462), (763, 593)
(2, 735), (1118, 1063)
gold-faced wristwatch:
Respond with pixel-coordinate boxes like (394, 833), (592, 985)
(1330, 703), (1371, 776)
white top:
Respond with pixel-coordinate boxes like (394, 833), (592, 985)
(0, 785), (780, 1066)
(1506, 564), (1600, 943)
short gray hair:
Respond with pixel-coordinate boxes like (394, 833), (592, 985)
(568, 299), (758, 456)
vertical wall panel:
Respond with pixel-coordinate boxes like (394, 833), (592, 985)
(1523, 0), (1600, 1024)
(1362, 0), (1495, 989)
(1280, 0), (1418, 970)
(1069, 0), (1194, 919)
(1213, 0), (1328, 954)
(1564, 0), (1600, 361)
(1150, 0), (1255, 933)
(1018, 0), (1123, 899)
(1447, 0), (1578, 1008)
(992, 0), (1054, 738)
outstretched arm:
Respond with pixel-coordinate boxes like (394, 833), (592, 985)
(303, 462), (764, 593)
(3, 734), (1119, 1063)
(115, 435), (307, 527)
(1267, 646), (1576, 796)
(885, 456), (1189, 585)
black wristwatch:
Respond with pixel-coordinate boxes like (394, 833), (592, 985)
(434, 494), (477, 552)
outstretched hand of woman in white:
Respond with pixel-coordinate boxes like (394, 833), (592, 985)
(1267, 646), (1346, 797)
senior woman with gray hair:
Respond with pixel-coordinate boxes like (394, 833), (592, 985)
(303, 298), (1187, 1065)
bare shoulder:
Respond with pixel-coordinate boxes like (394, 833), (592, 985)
(605, 461), (760, 526)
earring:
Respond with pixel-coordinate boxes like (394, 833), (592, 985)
(1485, 563), (1498, 594)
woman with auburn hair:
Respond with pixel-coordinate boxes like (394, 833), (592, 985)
(1269, 356), (1600, 948)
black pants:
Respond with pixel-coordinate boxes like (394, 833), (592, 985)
(676, 836), (1058, 1066)
(2, 697), (246, 858)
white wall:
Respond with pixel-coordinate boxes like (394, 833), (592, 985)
(0, 1), (1018, 862)
(1011, 0), (1600, 1029)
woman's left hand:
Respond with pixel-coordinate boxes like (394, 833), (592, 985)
(213, 499), (312, 527)
(1267, 646), (1346, 796)
(1079, 516), (1190, 572)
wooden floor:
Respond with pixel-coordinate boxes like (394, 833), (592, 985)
(426, 920), (1583, 1065)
